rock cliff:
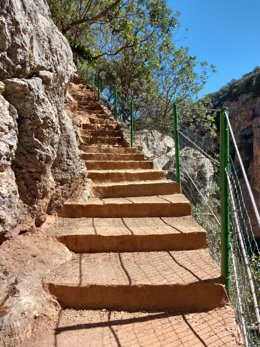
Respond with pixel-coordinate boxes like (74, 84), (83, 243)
(0, 1), (86, 346)
(210, 69), (260, 234)
(0, 0), (86, 240)
(225, 95), (260, 234)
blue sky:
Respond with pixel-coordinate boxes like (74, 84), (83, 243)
(167, 0), (260, 96)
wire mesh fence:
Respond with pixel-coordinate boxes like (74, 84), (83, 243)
(177, 107), (260, 346)
(228, 158), (260, 346)
(176, 114), (221, 262)
(138, 104), (260, 345)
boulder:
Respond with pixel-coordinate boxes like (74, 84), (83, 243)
(165, 147), (215, 205)
(134, 129), (214, 204)
(131, 129), (175, 169)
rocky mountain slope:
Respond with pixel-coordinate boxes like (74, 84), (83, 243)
(0, 0), (86, 241)
(209, 68), (260, 234)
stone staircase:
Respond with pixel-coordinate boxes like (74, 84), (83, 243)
(42, 80), (240, 346)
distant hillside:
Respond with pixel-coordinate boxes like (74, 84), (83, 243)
(209, 67), (260, 105)
(206, 66), (260, 234)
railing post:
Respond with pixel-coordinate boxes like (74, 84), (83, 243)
(114, 87), (118, 119)
(220, 107), (231, 293)
(173, 103), (182, 191)
(92, 73), (95, 94)
(130, 100), (134, 147)
(97, 75), (101, 102)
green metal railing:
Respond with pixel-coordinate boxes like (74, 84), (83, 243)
(85, 70), (135, 147)
(173, 103), (260, 345)
(173, 103), (231, 290)
(130, 100), (134, 147)
(220, 107), (231, 292)
(114, 87), (118, 119)
(173, 103), (182, 192)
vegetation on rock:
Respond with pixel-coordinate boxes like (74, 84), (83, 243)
(209, 66), (260, 105)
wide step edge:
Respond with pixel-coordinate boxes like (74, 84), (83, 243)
(46, 283), (228, 312)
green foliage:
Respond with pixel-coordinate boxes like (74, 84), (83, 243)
(47, 0), (215, 128)
(192, 200), (220, 262)
(210, 66), (260, 106)
(178, 96), (218, 137)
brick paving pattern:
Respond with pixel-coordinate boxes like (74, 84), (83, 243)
(54, 307), (239, 347)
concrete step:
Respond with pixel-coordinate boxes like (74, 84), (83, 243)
(70, 91), (90, 97)
(88, 117), (117, 125)
(82, 136), (123, 146)
(92, 180), (179, 197)
(81, 129), (123, 137)
(81, 146), (136, 154)
(85, 160), (153, 170)
(50, 216), (206, 252)
(87, 169), (165, 182)
(75, 95), (94, 101)
(78, 101), (101, 106)
(81, 114), (115, 121)
(81, 152), (145, 161)
(80, 109), (106, 115)
(82, 113), (111, 120)
(45, 249), (227, 312)
(78, 100), (101, 106)
(79, 104), (103, 111)
(35, 307), (238, 347)
(59, 194), (191, 218)
(82, 122), (119, 130)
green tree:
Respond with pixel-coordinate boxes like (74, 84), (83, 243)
(48, 0), (215, 130)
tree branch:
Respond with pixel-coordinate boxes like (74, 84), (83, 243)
(92, 28), (154, 60)
(93, 41), (135, 59)
(81, 0), (93, 19)
(62, 0), (122, 34)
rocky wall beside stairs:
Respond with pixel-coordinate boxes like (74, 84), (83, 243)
(0, 0), (86, 239)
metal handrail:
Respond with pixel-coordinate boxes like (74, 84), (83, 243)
(85, 70), (135, 147)
(224, 110), (260, 230)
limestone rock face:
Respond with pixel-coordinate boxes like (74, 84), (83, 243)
(0, 84), (17, 172)
(134, 129), (214, 204)
(134, 129), (175, 169)
(0, 88), (20, 240)
(0, 0), (73, 81)
(171, 147), (214, 205)
(225, 94), (260, 234)
(0, 0), (86, 234)
(47, 109), (86, 213)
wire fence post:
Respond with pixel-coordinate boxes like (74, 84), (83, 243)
(220, 107), (231, 293)
(130, 100), (134, 147)
(173, 103), (182, 191)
